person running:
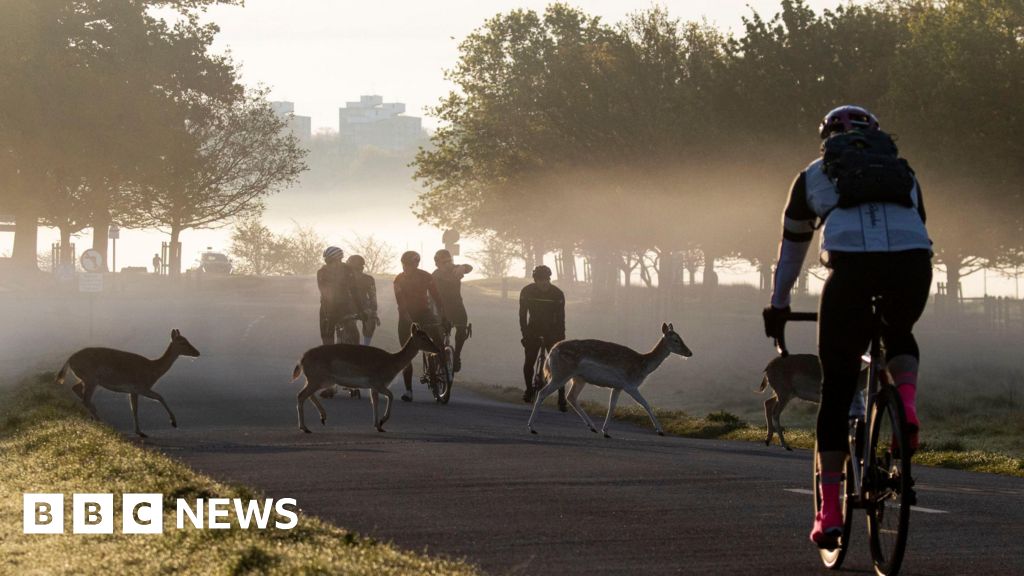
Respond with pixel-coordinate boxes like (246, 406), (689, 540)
(347, 254), (379, 346)
(394, 250), (446, 402)
(432, 249), (473, 372)
(763, 105), (932, 549)
(519, 265), (566, 410)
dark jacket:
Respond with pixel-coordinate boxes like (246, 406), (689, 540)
(519, 283), (565, 339)
(317, 262), (360, 315)
(394, 268), (445, 323)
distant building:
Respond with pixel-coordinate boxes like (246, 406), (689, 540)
(270, 101), (312, 143)
(338, 95), (425, 151)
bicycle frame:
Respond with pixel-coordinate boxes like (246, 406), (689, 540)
(779, 296), (914, 576)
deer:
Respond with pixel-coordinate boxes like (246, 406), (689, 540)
(759, 353), (868, 450)
(290, 323), (441, 434)
(55, 329), (200, 438)
(528, 323), (692, 438)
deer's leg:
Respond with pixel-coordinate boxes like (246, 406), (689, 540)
(764, 395), (778, 446)
(129, 393), (146, 438)
(369, 390), (383, 432)
(601, 388), (622, 438)
(139, 390), (177, 428)
(380, 388), (394, 426)
(309, 394), (327, 427)
(81, 382), (100, 420)
(527, 374), (571, 434)
(565, 379), (598, 433)
(72, 381), (85, 400)
(774, 395), (793, 451)
(623, 387), (664, 436)
(296, 383), (315, 434)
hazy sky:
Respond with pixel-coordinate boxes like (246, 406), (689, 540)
(204, 0), (853, 132)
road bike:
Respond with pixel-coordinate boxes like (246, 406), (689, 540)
(774, 297), (915, 576)
(420, 322), (469, 404)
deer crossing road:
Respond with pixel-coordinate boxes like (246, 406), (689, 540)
(26, 288), (1024, 575)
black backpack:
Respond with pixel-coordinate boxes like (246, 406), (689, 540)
(820, 129), (915, 208)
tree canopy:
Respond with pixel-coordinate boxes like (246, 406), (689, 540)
(414, 0), (1024, 296)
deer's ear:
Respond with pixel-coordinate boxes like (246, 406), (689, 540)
(661, 323), (669, 335)
(171, 329), (180, 338)
(668, 323), (674, 332)
(410, 323), (419, 333)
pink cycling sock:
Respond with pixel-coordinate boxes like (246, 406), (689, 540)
(892, 371), (919, 427)
(819, 472), (843, 525)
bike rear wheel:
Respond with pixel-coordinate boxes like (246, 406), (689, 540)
(814, 442), (855, 569)
(866, 388), (913, 576)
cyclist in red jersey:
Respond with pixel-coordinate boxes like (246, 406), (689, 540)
(394, 251), (447, 401)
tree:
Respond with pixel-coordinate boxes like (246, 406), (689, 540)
(280, 222), (326, 275)
(345, 233), (397, 275)
(135, 89), (306, 276)
(472, 235), (518, 279)
(229, 217), (288, 276)
(0, 0), (242, 273)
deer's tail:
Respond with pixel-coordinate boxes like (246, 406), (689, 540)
(291, 362), (303, 382)
(56, 361), (70, 385)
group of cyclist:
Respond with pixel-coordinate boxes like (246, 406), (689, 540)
(314, 104), (931, 561)
(316, 245), (568, 404)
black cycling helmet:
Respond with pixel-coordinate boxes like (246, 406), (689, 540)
(323, 246), (344, 263)
(434, 249), (453, 266)
(819, 105), (879, 139)
(346, 254), (365, 269)
(400, 250), (420, 267)
(532, 265), (553, 279)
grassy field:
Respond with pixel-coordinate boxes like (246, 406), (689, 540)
(0, 374), (481, 576)
(464, 382), (1024, 478)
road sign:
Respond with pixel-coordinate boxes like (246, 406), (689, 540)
(108, 225), (120, 239)
(81, 249), (104, 272)
(79, 272), (103, 293)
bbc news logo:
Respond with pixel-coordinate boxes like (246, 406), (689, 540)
(23, 493), (299, 534)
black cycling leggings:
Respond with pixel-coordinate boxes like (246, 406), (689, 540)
(817, 250), (932, 452)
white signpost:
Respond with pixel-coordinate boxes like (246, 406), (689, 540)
(79, 249), (104, 339)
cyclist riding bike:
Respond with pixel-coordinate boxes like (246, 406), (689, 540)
(394, 250), (447, 402)
(347, 254), (380, 346)
(520, 265), (567, 411)
(432, 249), (473, 373)
(763, 105), (932, 549)
(317, 246), (361, 346)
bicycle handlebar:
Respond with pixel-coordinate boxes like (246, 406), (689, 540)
(774, 311), (818, 356)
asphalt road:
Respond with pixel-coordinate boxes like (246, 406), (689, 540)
(18, 284), (1024, 575)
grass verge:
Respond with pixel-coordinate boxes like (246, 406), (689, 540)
(464, 382), (1024, 478)
(0, 373), (481, 576)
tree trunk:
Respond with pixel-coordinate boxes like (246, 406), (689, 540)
(12, 207), (40, 272)
(759, 261), (773, 292)
(561, 245), (576, 283)
(703, 253), (719, 289)
(945, 258), (962, 308)
(91, 214), (110, 272)
(169, 226), (182, 277)
(522, 242), (533, 279)
(59, 224), (73, 265)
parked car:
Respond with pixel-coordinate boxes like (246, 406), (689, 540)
(198, 251), (232, 274)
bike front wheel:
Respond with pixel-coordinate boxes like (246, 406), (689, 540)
(866, 387), (913, 576)
(813, 441), (855, 569)
(436, 346), (455, 404)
